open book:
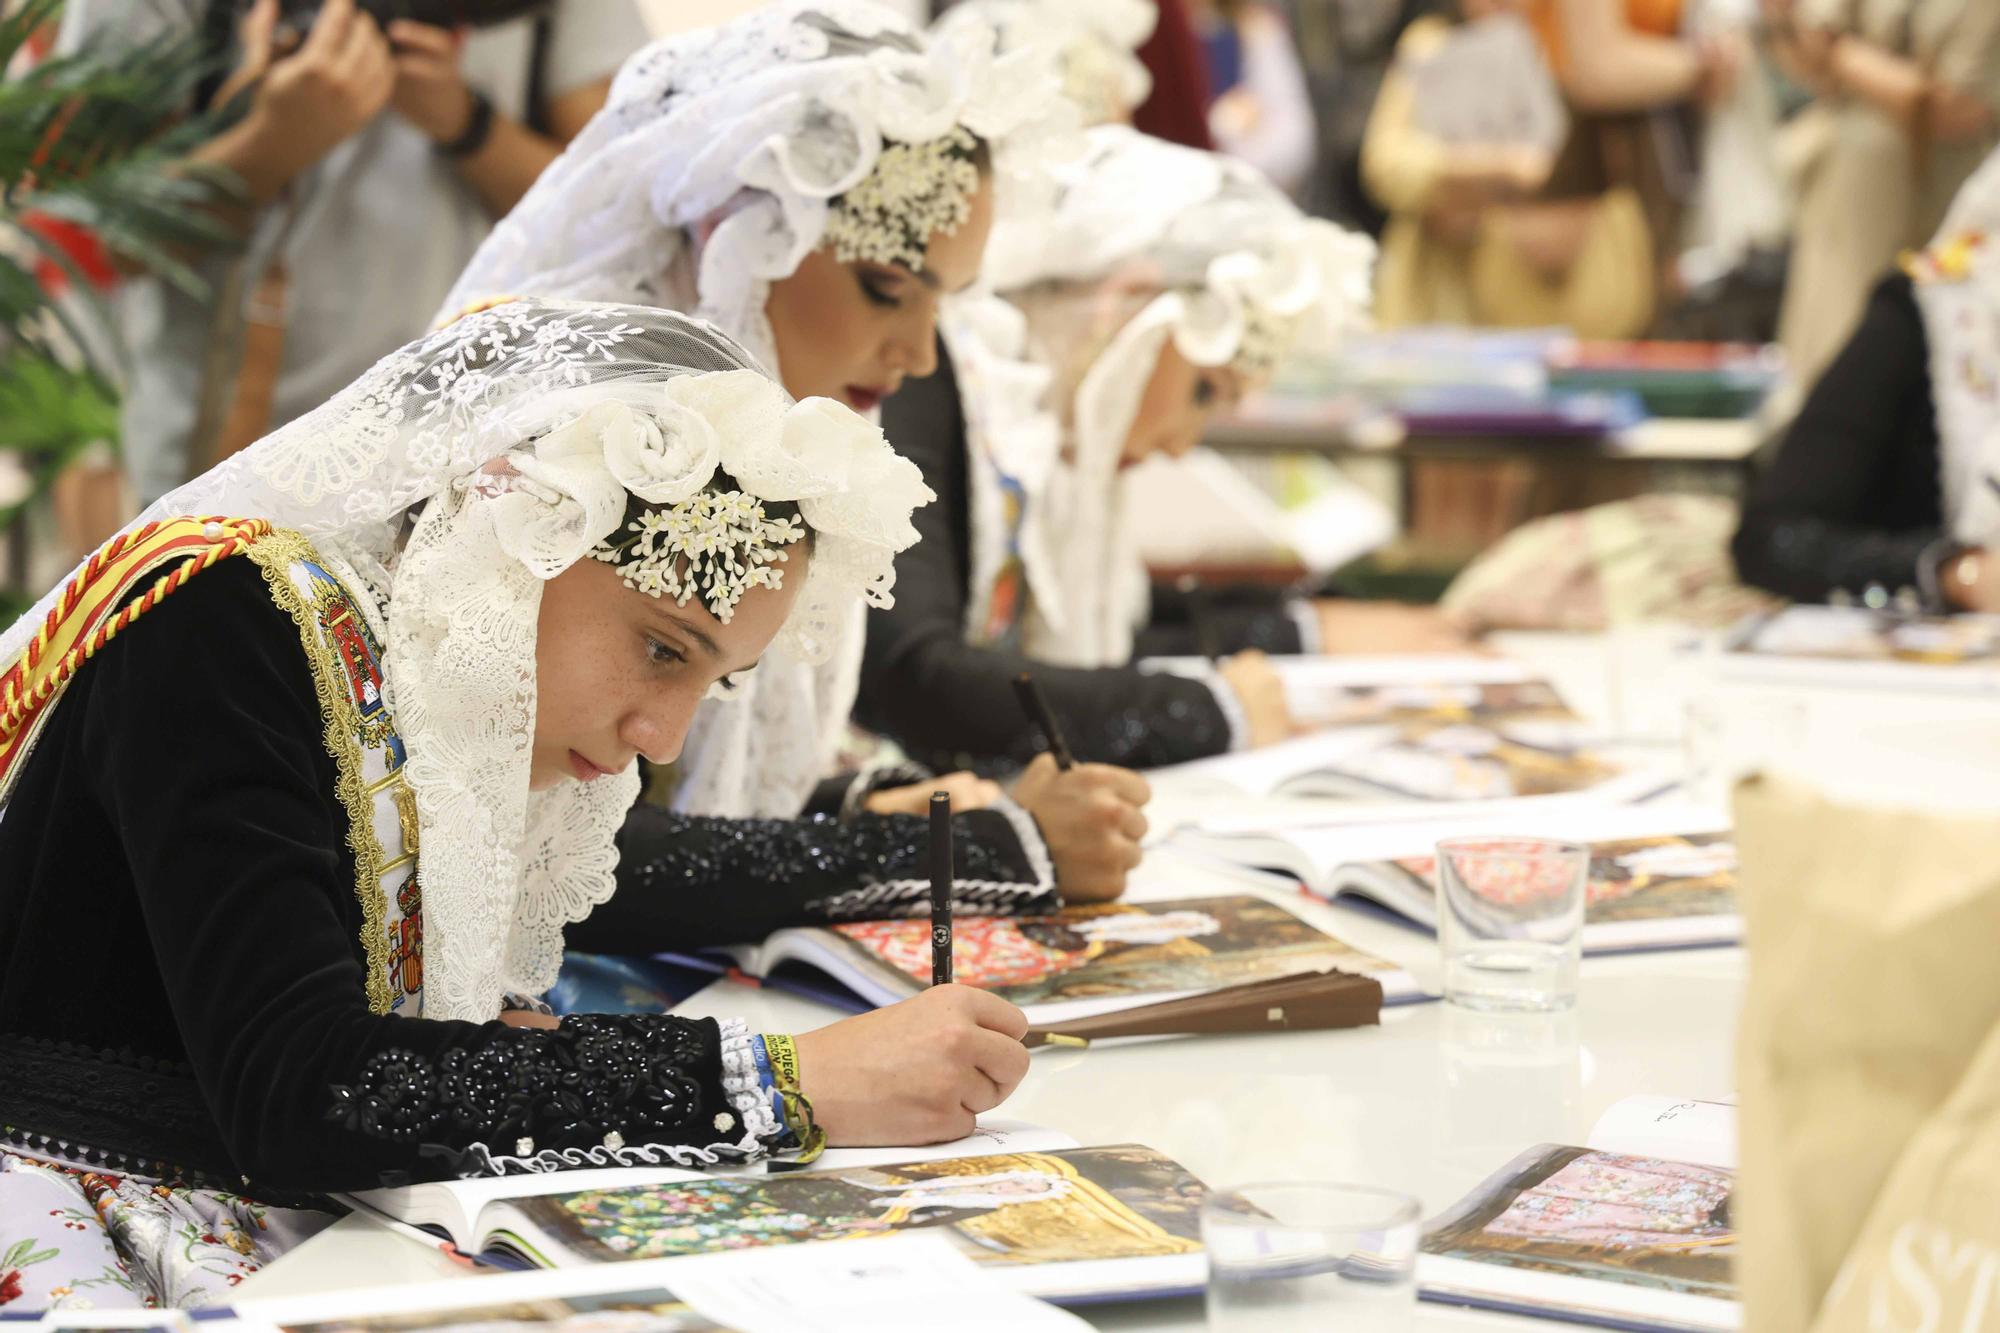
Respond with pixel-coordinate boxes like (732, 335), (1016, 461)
(1421, 1095), (1739, 1331)
(1175, 804), (1738, 954)
(1723, 606), (2000, 693)
(1154, 720), (1673, 817)
(228, 1233), (1090, 1333)
(722, 893), (1423, 1021)
(345, 1136), (1209, 1306)
(1149, 658), (1672, 811)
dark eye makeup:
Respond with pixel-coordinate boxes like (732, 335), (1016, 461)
(856, 266), (904, 309)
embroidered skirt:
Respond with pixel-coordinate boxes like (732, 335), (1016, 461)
(0, 1151), (334, 1311)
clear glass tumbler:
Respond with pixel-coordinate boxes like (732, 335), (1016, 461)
(1436, 836), (1589, 1012)
(1203, 1182), (1421, 1332)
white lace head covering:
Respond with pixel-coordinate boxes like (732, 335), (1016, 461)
(437, 0), (1065, 368)
(436, 0), (1067, 820)
(1909, 146), (2000, 551)
(953, 125), (1375, 667)
(0, 301), (931, 1021)
(934, 0), (1156, 127)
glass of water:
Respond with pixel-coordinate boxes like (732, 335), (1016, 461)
(1203, 1182), (1421, 1332)
(1436, 836), (1589, 1012)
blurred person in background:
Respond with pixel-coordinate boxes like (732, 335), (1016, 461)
(57, 0), (645, 507)
(1765, 0), (2000, 389)
(1131, 0), (1222, 148)
(1192, 0), (1319, 195)
(1364, 0), (1741, 336)
(1733, 148), (2000, 613)
(1292, 0), (1453, 234)
(864, 127), (1469, 778)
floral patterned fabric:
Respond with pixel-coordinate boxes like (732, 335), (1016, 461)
(0, 1151), (333, 1312)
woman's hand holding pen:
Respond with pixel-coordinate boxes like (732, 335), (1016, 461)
(1010, 755), (1149, 903)
(792, 985), (1031, 1145)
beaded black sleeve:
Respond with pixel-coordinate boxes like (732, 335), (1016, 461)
(583, 800), (1057, 953)
(622, 805), (1052, 916)
(325, 1013), (765, 1177)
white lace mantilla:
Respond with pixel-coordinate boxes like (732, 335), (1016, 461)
(0, 301), (929, 1021)
(435, 1), (1072, 819)
(964, 125), (1376, 667)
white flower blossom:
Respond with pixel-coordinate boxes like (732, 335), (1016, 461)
(823, 128), (981, 272)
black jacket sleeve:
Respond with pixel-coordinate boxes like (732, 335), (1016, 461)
(1134, 582), (1307, 658)
(587, 802), (1056, 952)
(85, 561), (767, 1193)
(1732, 273), (1947, 603)
(864, 345), (1239, 772)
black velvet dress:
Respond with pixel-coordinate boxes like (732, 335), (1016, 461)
(0, 552), (1051, 1202)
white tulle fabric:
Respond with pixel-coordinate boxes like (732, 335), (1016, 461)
(959, 126), (1376, 667)
(0, 301), (929, 1021)
(434, 0), (1066, 820)
(1911, 148), (2000, 550)
(934, 0), (1155, 128)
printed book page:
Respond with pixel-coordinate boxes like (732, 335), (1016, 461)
(228, 1233), (1089, 1333)
(498, 1143), (1209, 1302)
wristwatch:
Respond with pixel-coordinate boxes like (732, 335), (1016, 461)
(436, 89), (496, 159)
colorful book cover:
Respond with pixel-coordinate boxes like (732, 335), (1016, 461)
(1422, 1146), (1736, 1299)
(815, 896), (1396, 1006)
(1388, 833), (1738, 925)
(513, 1147), (1206, 1270)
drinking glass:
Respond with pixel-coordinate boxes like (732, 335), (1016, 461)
(1436, 836), (1589, 1012)
(1203, 1182), (1421, 1332)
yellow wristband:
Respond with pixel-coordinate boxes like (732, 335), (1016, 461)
(763, 1032), (802, 1093)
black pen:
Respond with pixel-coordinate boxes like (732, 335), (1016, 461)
(930, 791), (954, 987)
(1011, 672), (1075, 770)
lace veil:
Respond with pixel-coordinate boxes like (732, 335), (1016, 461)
(952, 125), (1375, 667)
(0, 301), (929, 1021)
(1910, 147), (2000, 550)
(934, 0), (1156, 129)
(436, 0), (1064, 819)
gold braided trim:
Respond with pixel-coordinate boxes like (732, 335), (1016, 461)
(0, 517), (274, 805)
(241, 529), (403, 1016)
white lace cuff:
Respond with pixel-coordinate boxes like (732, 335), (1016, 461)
(1193, 664), (1253, 753)
(1286, 596), (1322, 655)
(989, 791), (1056, 901)
(718, 1017), (784, 1147)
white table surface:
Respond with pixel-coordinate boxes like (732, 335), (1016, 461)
(240, 632), (1747, 1327)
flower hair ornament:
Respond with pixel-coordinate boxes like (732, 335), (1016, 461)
(468, 371), (933, 663)
(596, 493), (807, 621)
(823, 127), (985, 272)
